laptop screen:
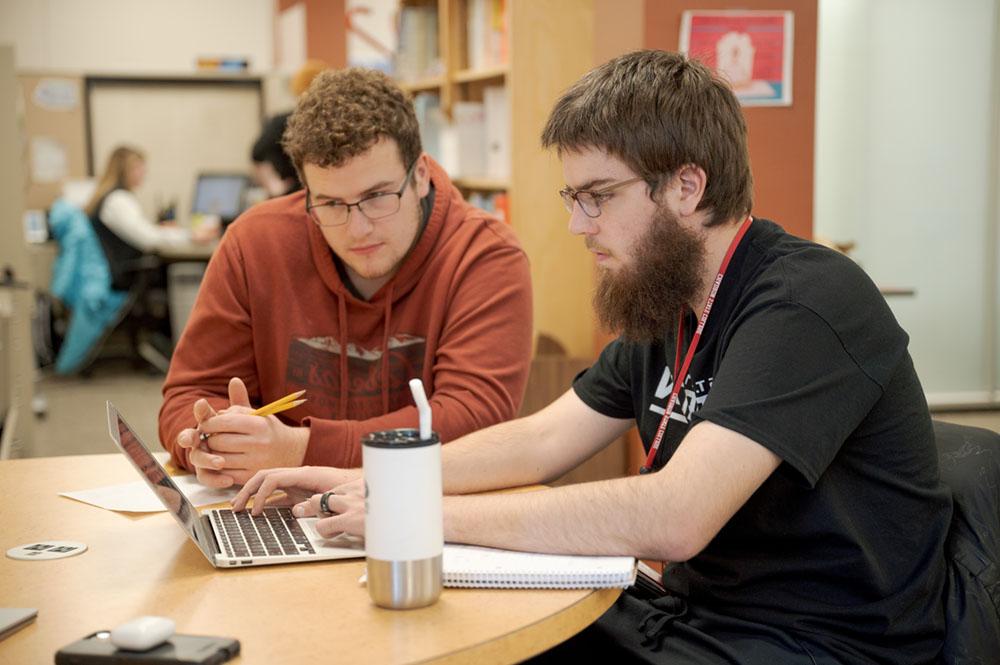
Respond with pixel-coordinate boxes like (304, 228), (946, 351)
(105, 402), (217, 560)
(191, 174), (247, 219)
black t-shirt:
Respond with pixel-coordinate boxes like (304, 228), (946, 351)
(574, 219), (951, 663)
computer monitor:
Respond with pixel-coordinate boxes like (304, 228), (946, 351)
(191, 173), (249, 222)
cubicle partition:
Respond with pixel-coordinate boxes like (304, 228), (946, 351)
(85, 75), (264, 220)
(18, 72), (264, 216)
(1, 47), (36, 458)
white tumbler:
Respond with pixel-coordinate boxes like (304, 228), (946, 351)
(363, 428), (443, 609)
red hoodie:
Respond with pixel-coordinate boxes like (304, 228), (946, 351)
(159, 158), (532, 469)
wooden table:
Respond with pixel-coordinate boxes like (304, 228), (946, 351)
(0, 455), (619, 664)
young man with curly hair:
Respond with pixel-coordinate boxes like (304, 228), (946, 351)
(159, 69), (533, 488)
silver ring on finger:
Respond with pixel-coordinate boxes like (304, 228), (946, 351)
(319, 491), (337, 517)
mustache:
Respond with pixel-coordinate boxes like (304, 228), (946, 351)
(585, 238), (611, 255)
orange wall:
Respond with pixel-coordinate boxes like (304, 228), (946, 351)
(645, 1), (816, 240)
(277, 0), (347, 69)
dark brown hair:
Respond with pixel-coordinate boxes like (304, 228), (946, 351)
(283, 68), (421, 179)
(541, 50), (752, 226)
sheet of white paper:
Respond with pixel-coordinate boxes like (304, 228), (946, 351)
(33, 78), (79, 111)
(60, 473), (238, 513)
(30, 137), (68, 183)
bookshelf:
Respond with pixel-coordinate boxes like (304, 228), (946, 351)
(452, 176), (508, 191)
(397, 0), (618, 358)
(399, 76), (446, 94)
(453, 65), (508, 84)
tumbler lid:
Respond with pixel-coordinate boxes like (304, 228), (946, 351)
(362, 428), (440, 449)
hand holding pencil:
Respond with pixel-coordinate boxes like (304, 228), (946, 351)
(178, 377), (312, 489)
(198, 389), (307, 442)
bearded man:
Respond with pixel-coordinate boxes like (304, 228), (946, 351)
(234, 50), (951, 665)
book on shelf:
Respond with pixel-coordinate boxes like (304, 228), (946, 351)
(427, 89), (507, 182)
(450, 101), (486, 178)
(439, 124), (458, 177)
(442, 544), (636, 589)
(466, 0), (508, 71)
(493, 192), (509, 225)
(466, 191), (509, 225)
(396, 4), (441, 82)
(413, 92), (445, 165)
(483, 85), (510, 180)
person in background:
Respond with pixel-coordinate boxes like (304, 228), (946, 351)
(235, 51), (951, 665)
(86, 145), (218, 290)
(160, 68), (533, 489)
(250, 59), (328, 198)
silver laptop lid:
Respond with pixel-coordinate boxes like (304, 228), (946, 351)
(105, 401), (217, 562)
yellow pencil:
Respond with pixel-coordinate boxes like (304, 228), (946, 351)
(252, 390), (307, 417)
(198, 390), (306, 442)
(254, 397), (307, 418)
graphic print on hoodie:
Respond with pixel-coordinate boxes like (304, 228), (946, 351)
(286, 334), (425, 420)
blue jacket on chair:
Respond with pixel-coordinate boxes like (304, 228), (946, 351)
(48, 198), (128, 374)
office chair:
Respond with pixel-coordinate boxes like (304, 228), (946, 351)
(47, 199), (170, 375)
(934, 420), (1000, 663)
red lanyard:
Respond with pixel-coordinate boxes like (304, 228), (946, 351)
(638, 216), (753, 474)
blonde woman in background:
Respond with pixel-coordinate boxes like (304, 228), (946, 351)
(86, 145), (218, 289)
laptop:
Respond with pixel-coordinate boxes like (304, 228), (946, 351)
(106, 402), (364, 568)
(189, 172), (249, 228)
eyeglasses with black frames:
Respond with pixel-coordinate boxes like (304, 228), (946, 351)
(558, 176), (644, 218)
(306, 159), (418, 227)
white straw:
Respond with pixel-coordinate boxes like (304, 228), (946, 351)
(409, 378), (432, 440)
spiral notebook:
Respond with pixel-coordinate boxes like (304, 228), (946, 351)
(442, 544), (636, 590)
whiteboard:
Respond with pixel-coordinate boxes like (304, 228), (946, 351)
(88, 78), (262, 222)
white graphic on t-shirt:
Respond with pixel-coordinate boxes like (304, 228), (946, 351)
(648, 365), (712, 424)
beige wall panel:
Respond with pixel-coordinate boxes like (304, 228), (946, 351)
(0, 45), (35, 456)
(89, 83), (261, 221)
(0, 0), (273, 74)
(1, 48), (28, 279)
(510, 1), (597, 358)
(18, 74), (87, 211)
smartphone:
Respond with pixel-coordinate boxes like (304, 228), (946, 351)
(0, 607), (37, 641)
(55, 631), (239, 665)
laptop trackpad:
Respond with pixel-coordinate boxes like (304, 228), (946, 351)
(299, 518), (365, 557)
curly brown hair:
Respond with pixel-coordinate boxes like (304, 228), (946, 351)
(283, 68), (421, 180)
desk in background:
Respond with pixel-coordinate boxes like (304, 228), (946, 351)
(157, 240), (216, 262)
(156, 241), (216, 343)
(25, 237), (214, 292)
(0, 454), (619, 663)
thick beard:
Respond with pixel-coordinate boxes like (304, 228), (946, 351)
(592, 207), (706, 343)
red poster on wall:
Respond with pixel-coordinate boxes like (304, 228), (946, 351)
(679, 10), (793, 107)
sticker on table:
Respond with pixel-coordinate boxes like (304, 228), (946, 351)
(6, 541), (88, 561)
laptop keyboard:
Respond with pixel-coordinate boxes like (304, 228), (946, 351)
(211, 508), (316, 559)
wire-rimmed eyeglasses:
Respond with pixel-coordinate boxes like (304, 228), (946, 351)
(558, 176), (644, 218)
(306, 159), (418, 227)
